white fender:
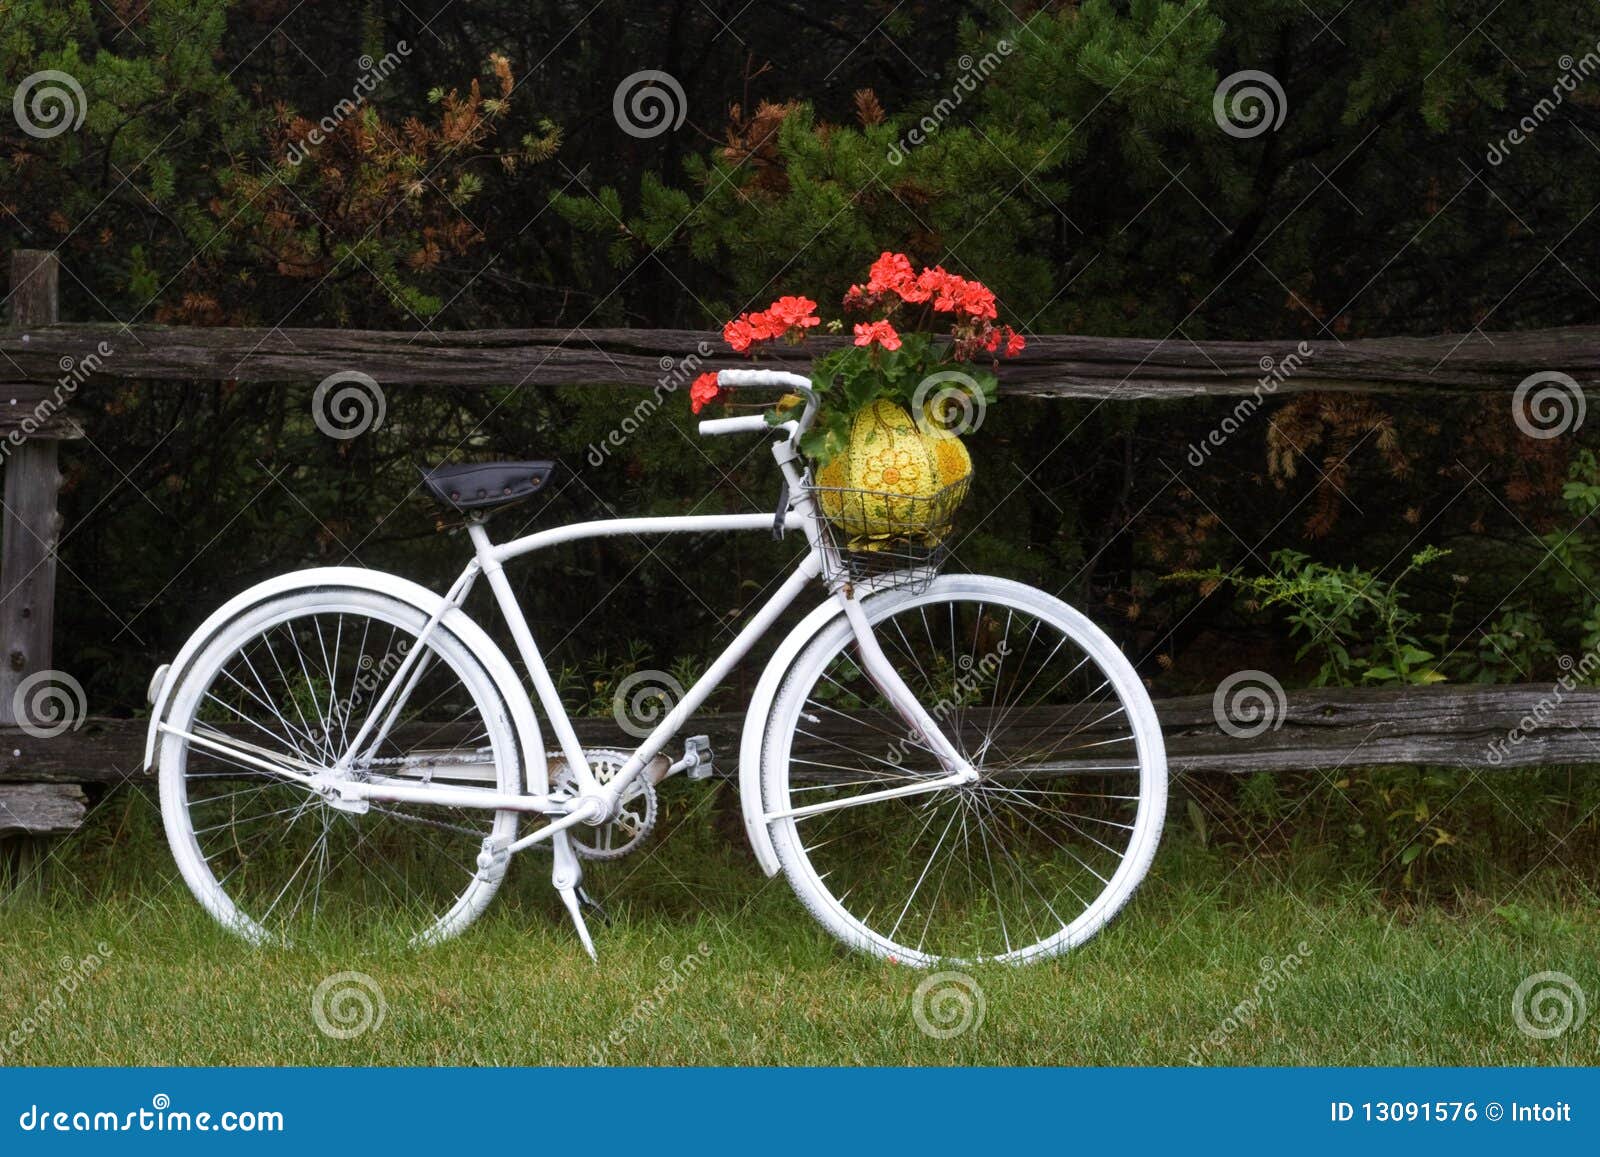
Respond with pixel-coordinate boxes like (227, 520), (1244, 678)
(738, 586), (916, 876)
(143, 567), (548, 794)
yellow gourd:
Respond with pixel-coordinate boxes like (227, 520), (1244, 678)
(814, 452), (850, 527)
(814, 400), (955, 537)
(927, 430), (972, 489)
(918, 396), (974, 489)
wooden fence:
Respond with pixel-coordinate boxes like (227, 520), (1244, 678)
(3, 249), (1600, 841)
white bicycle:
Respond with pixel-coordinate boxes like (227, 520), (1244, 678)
(145, 370), (1166, 965)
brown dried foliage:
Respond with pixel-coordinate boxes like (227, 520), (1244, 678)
(721, 99), (805, 195)
(159, 55), (527, 323)
(1267, 393), (1409, 536)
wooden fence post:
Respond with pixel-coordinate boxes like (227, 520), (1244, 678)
(0, 250), (78, 893)
(1, 251), (64, 722)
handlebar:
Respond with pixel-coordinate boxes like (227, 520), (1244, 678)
(696, 369), (819, 442)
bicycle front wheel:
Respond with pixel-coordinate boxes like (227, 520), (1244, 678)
(761, 575), (1166, 965)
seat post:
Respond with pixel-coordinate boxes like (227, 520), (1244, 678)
(465, 515), (496, 561)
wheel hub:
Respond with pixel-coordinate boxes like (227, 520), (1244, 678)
(309, 772), (370, 814)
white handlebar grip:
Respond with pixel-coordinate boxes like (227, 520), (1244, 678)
(698, 415), (772, 437)
(716, 369), (814, 391)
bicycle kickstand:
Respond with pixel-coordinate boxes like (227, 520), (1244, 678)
(552, 832), (598, 961)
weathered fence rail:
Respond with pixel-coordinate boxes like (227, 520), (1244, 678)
(4, 247), (1600, 845)
(3, 320), (1599, 408)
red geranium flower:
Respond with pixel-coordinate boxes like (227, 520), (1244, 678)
(749, 310), (788, 341)
(1004, 326), (1026, 356)
(928, 273), (997, 321)
(724, 310), (779, 351)
(905, 265), (951, 304)
(767, 295), (821, 329)
(961, 281), (999, 321)
(723, 317), (756, 353)
(689, 372), (722, 414)
(866, 252), (916, 296)
(853, 320), (902, 351)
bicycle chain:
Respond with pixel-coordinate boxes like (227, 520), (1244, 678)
(364, 802), (490, 839)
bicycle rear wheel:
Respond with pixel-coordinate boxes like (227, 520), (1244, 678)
(156, 587), (521, 947)
(761, 575), (1166, 965)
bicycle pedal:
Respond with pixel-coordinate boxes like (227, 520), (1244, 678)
(680, 735), (716, 781)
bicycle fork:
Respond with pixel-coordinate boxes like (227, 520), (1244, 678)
(833, 589), (979, 785)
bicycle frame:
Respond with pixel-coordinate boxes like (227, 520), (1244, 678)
(318, 412), (978, 857)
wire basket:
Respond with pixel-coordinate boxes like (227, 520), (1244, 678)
(805, 476), (970, 592)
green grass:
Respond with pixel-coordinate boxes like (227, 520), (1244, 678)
(0, 781), (1595, 1066)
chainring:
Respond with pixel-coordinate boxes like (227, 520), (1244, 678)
(550, 747), (658, 861)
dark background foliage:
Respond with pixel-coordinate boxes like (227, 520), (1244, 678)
(3, 0), (1599, 719)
